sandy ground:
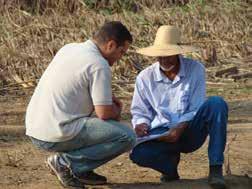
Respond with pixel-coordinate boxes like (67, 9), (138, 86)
(0, 98), (251, 189)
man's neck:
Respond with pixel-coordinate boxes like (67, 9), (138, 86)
(91, 39), (112, 66)
(92, 39), (105, 56)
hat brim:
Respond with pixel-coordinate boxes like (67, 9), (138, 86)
(136, 45), (199, 57)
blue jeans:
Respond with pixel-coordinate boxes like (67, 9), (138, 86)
(130, 96), (228, 175)
(30, 118), (136, 177)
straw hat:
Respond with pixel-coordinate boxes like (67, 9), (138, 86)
(136, 25), (198, 57)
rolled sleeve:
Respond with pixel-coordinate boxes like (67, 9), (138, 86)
(133, 118), (151, 128)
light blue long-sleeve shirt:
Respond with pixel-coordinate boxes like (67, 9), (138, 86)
(131, 56), (206, 129)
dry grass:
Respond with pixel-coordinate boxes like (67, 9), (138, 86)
(0, 0), (251, 99)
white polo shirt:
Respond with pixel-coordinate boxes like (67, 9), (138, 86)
(25, 40), (112, 142)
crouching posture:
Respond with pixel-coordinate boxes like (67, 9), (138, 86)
(26, 21), (136, 188)
(130, 25), (228, 189)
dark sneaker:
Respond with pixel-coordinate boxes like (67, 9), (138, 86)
(46, 154), (85, 189)
(160, 172), (180, 183)
(77, 171), (107, 185)
(208, 165), (226, 189)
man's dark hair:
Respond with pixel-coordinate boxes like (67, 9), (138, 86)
(93, 21), (133, 47)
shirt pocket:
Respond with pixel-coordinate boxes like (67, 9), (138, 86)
(177, 91), (190, 113)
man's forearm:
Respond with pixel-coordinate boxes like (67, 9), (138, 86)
(94, 103), (121, 120)
(176, 121), (189, 131)
(157, 121), (189, 143)
(112, 103), (121, 120)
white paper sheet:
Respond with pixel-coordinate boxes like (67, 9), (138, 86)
(135, 130), (170, 146)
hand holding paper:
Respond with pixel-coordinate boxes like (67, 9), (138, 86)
(135, 123), (150, 137)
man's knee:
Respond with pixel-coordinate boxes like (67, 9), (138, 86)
(118, 126), (136, 151)
(206, 96), (228, 112)
(106, 120), (136, 150)
(129, 145), (154, 166)
(129, 149), (145, 166)
(124, 129), (137, 150)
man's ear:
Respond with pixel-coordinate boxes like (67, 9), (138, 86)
(106, 40), (117, 51)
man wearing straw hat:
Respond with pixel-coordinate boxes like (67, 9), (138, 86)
(26, 21), (136, 188)
(130, 25), (228, 189)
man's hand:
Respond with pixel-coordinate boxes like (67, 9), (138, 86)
(158, 122), (188, 143)
(112, 95), (123, 110)
(111, 95), (123, 121)
(95, 95), (123, 121)
(135, 123), (149, 137)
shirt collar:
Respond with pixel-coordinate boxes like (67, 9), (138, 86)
(177, 55), (185, 78)
(154, 62), (163, 82)
(154, 55), (185, 82)
(87, 39), (100, 52)
(86, 39), (110, 66)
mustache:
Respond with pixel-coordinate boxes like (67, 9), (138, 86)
(159, 63), (175, 72)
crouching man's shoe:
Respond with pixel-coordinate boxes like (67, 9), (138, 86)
(160, 154), (180, 183)
(160, 171), (180, 183)
(46, 154), (85, 189)
(208, 165), (226, 189)
(77, 171), (107, 185)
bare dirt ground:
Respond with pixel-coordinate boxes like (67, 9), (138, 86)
(0, 96), (251, 189)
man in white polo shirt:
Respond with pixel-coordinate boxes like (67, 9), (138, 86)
(26, 21), (136, 188)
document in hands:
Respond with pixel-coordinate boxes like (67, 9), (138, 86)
(135, 130), (170, 146)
